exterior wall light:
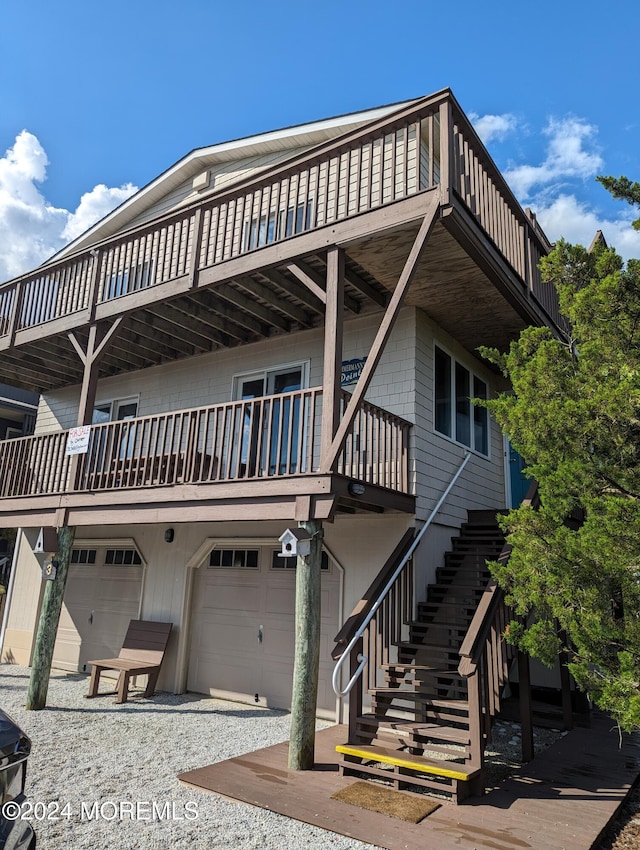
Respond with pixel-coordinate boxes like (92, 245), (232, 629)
(164, 528), (175, 543)
(348, 482), (366, 497)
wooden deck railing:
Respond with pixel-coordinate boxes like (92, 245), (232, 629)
(0, 388), (411, 498)
(0, 91), (558, 342)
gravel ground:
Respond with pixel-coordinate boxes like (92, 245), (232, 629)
(0, 663), (562, 850)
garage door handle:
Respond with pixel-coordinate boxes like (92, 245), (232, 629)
(258, 625), (263, 644)
(89, 610), (94, 625)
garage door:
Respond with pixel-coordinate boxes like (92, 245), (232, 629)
(187, 545), (339, 715)
(53, 545), (143, 673)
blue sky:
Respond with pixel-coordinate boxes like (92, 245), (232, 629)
(0, 0), (639, 280)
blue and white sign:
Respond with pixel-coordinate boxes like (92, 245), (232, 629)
(341, 357), (367, 387)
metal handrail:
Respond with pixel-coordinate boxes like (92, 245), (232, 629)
(331, 451), (472, 697)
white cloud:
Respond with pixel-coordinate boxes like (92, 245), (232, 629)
(534, 193), (640, 260)
(505, 116), (603, 199)
(0, 131), (137, 282)
(63, 183), (137, 242)
(469, 112), (518, 144)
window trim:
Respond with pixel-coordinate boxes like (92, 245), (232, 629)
(433, 344), (490, 458)
(231, 361), (309, 400)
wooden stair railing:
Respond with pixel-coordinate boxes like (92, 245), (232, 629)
(333, 509), (509, 803)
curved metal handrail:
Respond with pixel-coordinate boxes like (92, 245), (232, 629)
(331, 452), (472, 697)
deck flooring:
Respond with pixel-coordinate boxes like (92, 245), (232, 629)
(178, 711), (640, 850)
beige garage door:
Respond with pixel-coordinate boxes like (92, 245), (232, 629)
(53, 545), (143, 673)
(187, 545), (339, 715)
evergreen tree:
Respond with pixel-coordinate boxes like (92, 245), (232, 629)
(480, 219), (640, 731)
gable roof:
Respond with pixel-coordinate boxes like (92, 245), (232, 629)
(54, 98), (420, 260)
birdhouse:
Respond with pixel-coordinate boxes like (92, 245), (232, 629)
(278, 528), (311, 558)
(33, 527), (58, 555)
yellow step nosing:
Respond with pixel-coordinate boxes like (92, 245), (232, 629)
(336, 744), (474, 782)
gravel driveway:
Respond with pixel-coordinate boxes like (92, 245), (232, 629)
(1, 664), (376, 849)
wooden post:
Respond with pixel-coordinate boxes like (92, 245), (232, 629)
(26, 525), (76, 710)
(288, 518), (323, 770)
(518, 649), (535, 763)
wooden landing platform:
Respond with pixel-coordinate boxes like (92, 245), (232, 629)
(178, 712), (640, 850)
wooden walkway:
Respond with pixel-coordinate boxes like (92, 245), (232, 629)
(178, 712), (640, 850)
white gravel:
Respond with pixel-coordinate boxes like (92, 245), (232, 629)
(1, 664), (561, 849)
(1, 664), (376, 850)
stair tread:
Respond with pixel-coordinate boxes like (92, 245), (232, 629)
(357, 714), (470, 743)
(372, 689), (469, 708)
(336, 743), (480, 780)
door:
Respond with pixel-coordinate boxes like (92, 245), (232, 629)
(508, 441), (530, 508)
(187, 545), (339, 715)
(53, 545), (143, 673)
(235, 366), (304, 476)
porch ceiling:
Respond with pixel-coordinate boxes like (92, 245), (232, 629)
(346, 217), (533, 356)
(0, 199), (541, 394)
(0, 252), (389, 393)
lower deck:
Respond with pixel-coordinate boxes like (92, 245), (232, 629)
(178, 715), (639, 850)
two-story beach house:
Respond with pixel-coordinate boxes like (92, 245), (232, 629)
(0, 89), (562, 799)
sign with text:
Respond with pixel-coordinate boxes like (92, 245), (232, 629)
(66, 425), (91, 456)
(341, 357), (367, 387)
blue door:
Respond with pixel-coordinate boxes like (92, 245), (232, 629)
(508, 442), (530, 508)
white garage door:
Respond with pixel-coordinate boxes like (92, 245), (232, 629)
(187, 545), (339, 715)
(54, 545), (143, 673)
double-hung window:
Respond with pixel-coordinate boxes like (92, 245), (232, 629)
(434, 346), (489, 456)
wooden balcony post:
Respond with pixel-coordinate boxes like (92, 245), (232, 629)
(439, 100), (454, 206)
(348, 636), (364, 742)
(320, 247), (344, 472)
(26, 525), (76, 710)
(288, 518), (323, 770)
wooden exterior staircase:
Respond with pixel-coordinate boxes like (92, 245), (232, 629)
(332, 510), (520, 803)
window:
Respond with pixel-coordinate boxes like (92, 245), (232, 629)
(71, 549), (97, 565)
(208, 548), (259, 569)
(105, 260), (155, 300)
(434, 346), (489, 456)
(271, 550), (330, 571)
(92, 398), (138, 425)
(105, 548), (142, 565)
(242, 200), (314, 252)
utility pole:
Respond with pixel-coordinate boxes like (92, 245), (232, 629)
(288, 519), (323, 770)
(26, 525), (76, 710)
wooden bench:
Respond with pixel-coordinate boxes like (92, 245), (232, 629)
(85, 620), (172, 704)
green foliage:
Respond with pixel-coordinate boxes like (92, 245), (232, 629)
(480, 232), (640, 732)
(597, 175), (640, 230)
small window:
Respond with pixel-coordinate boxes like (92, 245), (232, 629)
(105, 549), (142, 566)
(209, 548), (259, 569)
(271, 550), (330, 571)
(71, 549), (97, 565)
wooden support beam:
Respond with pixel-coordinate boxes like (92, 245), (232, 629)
(320, 247), (344, 471)
(242, 275), (313, 326)
(322, 195), (440, 472)
(26, 525), (76, 710)
(518, 649), (534, 763)
(288, 518), (323, 770)
(286, 261), (360, 314)
(69, 318), (124, 427)
(263, 269), (325, 315)
(218, 282), (291, 332)
(343, 266), (388, 308)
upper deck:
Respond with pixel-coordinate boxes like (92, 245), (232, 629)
(0, 89), (557, 394)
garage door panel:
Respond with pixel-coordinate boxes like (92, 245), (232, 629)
(263, 584), (295, 615)
(263, 622), (294, 657)
(199, 581), (260, 613)
(195, 618), (258, 654)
